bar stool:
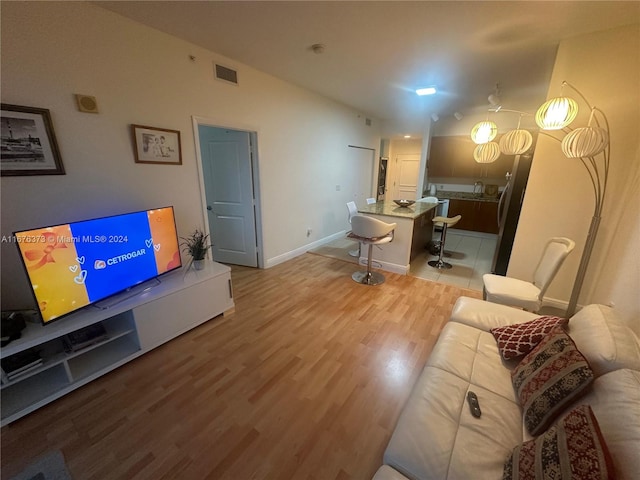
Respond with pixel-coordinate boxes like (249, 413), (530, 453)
(348, 215), (396, 285)
(346, 201), (361, 257)
(428, 215), (461, 269)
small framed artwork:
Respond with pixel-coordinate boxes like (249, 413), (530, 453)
(1, 104), (65, 176)
(132, 124), (182, 165)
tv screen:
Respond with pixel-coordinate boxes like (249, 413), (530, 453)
(14, 206), (182, 325)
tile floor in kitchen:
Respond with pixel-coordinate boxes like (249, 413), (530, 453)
(409, 230), (497, 291)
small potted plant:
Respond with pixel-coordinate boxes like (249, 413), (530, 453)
(180, 228), (211, 271)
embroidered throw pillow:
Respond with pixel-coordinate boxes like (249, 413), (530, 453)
(512, 327), (594, 435)
(503, 405), (616, 480)
(490, 315), (568, 360)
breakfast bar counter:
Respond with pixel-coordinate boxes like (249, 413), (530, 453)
(357, 200), (438, 274)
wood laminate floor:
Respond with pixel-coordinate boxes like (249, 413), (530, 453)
(1, 254), (481, 480)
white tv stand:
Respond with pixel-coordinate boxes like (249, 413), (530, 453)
(0, 261), (234, 426)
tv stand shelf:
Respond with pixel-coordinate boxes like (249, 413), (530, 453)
(1, 261), (233, 426)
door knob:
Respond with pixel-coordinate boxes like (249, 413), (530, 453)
(207, 206), (212, 211)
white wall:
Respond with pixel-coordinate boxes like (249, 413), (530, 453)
(0, 2), (380, 309)
(509, 24), (640, 322)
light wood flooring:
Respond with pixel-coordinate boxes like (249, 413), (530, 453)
(1, 254), (481, 480)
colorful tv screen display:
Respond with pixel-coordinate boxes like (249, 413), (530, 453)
(14, 207), (182, 324)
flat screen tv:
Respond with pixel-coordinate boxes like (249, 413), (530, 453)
(14, 206), (182, 325)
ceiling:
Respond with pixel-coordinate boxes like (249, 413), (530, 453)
(96, 1), (639, 138)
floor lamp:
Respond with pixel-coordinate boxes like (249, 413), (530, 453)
(471, 81), (610, 317)
(536, 82), (610, 317)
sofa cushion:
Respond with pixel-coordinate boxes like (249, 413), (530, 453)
(450, 296), (538, 332)
(503, 405), (616, 480)
(512, 327), (594, 435)
(383, 322), (523, 480)
(568, 304), (640, 377)
(567, 369), (640, 479)
(490, 315), (568, 360)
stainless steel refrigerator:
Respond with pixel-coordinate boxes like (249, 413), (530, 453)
(491, 152), (534, 275)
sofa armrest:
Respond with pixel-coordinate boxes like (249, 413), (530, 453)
(450, 297), (540, 332)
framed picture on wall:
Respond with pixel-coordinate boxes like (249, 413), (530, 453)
(1, 104), (65, 176)
(132, 124), (182, 165)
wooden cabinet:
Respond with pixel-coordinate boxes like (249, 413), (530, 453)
(448, 199), (499, 234)
(428, 135), (516, 179)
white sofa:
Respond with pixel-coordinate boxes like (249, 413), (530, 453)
(373, 297), (640, 480)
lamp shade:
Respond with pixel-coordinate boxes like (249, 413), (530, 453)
(561, 127), (609, 158)
(470, 121), (498, 144)
(499, 129), (533, 155)
(473, 142), (500, 163)
(535, 97), (579, 130)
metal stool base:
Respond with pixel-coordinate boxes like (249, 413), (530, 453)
(428, 259), (453, 269)
(352, 270), (385, 285)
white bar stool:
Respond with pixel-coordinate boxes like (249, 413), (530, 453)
(346, 201), (361, 257)
(428, 215), (461, 269)
(348, 215), (396, 285)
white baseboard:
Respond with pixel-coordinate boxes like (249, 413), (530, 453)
(265, 230), (349, 269)
(540, 296), (585, 315)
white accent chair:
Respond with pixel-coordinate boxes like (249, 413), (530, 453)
(349, 215), (396, 285)
(482, 237), (576, 312)
(346, 201), (361, 257)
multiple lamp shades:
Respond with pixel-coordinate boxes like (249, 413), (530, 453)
(471, 81), (611, 317)
(470, 82), (609, 165)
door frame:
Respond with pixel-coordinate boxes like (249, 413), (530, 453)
(192, 116), (264, 268)
(347, 145), (378, 202)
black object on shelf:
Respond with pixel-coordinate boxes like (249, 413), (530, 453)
(1, 311), (27, 347)
(1, 348), (42, 377)
(63, 323), (109, 353)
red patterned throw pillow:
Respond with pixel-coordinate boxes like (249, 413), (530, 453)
(503, 405), (616, 480)
(490, 315), (568, 360)
(512, 327), (594, 435)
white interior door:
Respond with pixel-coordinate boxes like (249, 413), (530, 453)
(394, 153), (420, 200)
(198, 126), (258, 267)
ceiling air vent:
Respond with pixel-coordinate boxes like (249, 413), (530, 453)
(214, 63), (238, 85)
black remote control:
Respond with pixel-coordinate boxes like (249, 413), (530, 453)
(467, 391), (481, 418)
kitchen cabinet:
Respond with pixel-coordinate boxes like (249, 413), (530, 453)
(428, 135), (518, 179)
(448, 199), (499, 234)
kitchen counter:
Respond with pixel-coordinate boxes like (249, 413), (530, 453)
(355, 200), (438, 275)
(435, 191), (499, 203)
(357, 199), (438, 219)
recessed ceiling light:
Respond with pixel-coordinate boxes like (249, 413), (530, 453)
(416, 86), (437, 96)
(404, 135), (411, 138)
